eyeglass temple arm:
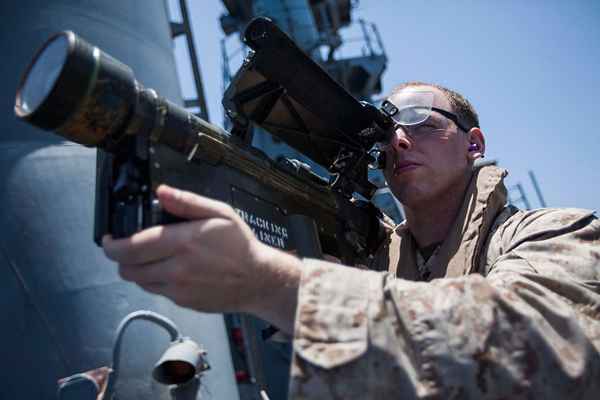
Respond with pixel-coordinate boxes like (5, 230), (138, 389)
(431, 107), (474, 133)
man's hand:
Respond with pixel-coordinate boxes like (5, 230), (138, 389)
(102, 185), (302, 333)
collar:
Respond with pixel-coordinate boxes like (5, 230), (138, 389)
(390, 165), (508, 279)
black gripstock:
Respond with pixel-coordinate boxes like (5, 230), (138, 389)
(223, 16), (391, 199)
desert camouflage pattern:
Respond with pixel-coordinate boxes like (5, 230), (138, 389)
(290, 166), (600, 399)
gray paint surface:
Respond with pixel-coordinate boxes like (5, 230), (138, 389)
(0, 1), (238, 398)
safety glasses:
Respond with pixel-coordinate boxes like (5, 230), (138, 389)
(380, 90), (471, 133)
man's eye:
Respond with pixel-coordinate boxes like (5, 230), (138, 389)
(413, 124), (436, 133)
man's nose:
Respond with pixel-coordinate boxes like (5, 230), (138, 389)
(388, 126), (412, 151)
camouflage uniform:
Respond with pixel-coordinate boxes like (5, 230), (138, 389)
(290, 166), (600, 399)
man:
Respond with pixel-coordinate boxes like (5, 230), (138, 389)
(103, 83), (600, 399)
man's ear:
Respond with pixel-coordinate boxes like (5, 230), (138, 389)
(467, 128), (485, 161)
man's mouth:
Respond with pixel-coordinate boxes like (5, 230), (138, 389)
(393, 161), (421, 175)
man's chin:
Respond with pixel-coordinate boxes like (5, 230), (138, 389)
(390, 185), (424, 206)
(387, 166), (423, 187)
(389, 181), (440, 209)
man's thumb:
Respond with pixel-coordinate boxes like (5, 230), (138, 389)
(156, 184), (235, 221)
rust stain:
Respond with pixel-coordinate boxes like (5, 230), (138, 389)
(60, 78), (131, 146)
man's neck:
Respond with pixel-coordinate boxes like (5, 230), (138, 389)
(404, 171), (473, 249)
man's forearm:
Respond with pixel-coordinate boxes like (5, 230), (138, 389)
(245, 243), (303, 335)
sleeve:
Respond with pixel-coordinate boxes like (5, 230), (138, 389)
(289, 210), (600, 399)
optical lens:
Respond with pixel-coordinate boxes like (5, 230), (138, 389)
(386, 90), (434, 126)
(18, 35), (69, 115)
(395, 106), (431, 126)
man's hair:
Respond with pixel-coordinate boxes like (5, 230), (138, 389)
(390, 81), (480, 130)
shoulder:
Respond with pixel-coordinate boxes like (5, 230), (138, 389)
(481, 207), (599, 278)
(497, 207), (597, 248)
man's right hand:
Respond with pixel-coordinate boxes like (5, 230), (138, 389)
(102, 185), (302, 333)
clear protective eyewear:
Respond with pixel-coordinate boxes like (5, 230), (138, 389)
(380, 89), (471, 134)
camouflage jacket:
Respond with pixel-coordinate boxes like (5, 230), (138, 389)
(290, 166), (600, 399)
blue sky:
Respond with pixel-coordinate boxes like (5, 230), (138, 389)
(172, 0), (600, 212)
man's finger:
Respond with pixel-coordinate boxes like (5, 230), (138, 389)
(118, 258), (175, 285)
(157, 185), (236, 221)
(138, 282), (167, 295)
(121, 262), (197, 308)
(102, 225), (183, 265)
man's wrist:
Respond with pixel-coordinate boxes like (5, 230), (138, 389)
(243, 242), (302, 334)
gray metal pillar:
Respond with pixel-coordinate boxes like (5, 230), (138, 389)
(0, 1), (237, 398)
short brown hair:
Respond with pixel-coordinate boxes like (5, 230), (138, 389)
(390, 81), (480, 130)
